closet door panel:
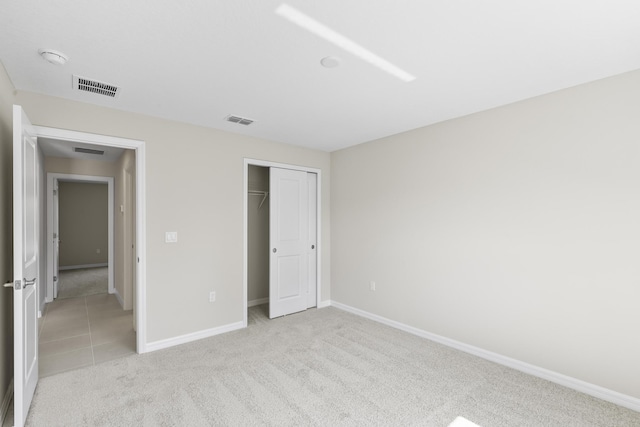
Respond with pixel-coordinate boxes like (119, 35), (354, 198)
(269, 168), (308, 318)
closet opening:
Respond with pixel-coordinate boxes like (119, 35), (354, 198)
(243, 159), (321, 326)
(247, 165), (270, 319)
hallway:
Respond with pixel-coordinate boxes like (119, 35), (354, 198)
(39, 293), (135, 377)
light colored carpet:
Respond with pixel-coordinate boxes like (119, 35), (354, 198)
(57, 267), (108, 299)
(25, 305), (640, 426)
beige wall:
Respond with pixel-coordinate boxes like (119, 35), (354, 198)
(58, 182), (108, 267)
(0, 62), (14, 415)
(15, 90), (332, 344)
(331, 70), (640, 399)
(115, 149), (136, 310)
(247, 165), (269, 302)
(45, 156), (118, 178)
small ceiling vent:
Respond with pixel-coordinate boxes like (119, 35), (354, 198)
(74, 147), (105, 155)
(225, 115), (254, 126)
(73, 75), (120, 98)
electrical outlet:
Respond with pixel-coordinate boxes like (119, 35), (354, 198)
(370, 281), (376, 291)
(209, 291), (216, 302)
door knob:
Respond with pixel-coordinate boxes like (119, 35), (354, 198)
(311, 245), (315, 249)
(273, 248), (277, 253)
(23, 278), (36, 287)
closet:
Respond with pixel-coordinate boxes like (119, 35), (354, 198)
(247, 165), (317, 318)
(247, 166), (270, 307)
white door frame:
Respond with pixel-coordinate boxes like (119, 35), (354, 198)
(33, 125), (148, 353)
(46, 174), (115, 300)
(243, 158), (322, 327)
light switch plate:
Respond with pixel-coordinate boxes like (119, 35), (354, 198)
(165, 232), (178, 243)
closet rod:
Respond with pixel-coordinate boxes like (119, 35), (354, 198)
(248, 190), (269, 210)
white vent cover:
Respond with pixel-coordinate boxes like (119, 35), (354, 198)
(225, 115), (254, 126)
(73, 75), (120, 98)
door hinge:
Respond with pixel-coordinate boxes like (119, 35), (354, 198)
(53, 232), (58, 239)
(53, 276), (58, 282)
(53, 189), (57, 196)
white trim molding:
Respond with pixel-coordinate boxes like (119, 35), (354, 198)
(248, 297), (269, 308)
(330, 301), (640, 413)
(1, 378), (13, 427)
(113, 287), (124, 307)
(58, 263), (108, 271)
(34, 125), (147, 354)
(145, 322), (245, 353)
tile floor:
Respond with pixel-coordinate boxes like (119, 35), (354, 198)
(39, 293), (136, 377)
(2, 293), (136, 427)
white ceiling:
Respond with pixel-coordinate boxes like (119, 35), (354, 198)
(38, 138), (124, 162)
(1, 1), (640, 152)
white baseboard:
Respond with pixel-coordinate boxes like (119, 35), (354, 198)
(248, 297), (268, 307)
(59, 263), (108, 271)
(1, 378), (13, 427)
(330, 301), (640, 413)
(249, 298), (331, 309)
(145, 321), (245, 353)
(113, 287), (124, 308)
(317, 300), (331, 308)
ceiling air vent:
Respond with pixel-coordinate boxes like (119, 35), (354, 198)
(73, 75), (120, 98)
(74, 147), (105, 155)
(225, 115), (254, 126)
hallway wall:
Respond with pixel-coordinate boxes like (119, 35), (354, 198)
(0, 62), (14, 418)
(115, 149), (136, 310)
(58, 182), (108, 267)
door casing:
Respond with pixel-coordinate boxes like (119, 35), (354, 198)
(46, 174), (115, 301)
(33, 125), (148, 353)
(243, 158), (322, 326)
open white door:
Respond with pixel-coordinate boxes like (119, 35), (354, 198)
(269, 168), (309, 318)
(53, 179), (59, 299)
(11, 105), (39, 427)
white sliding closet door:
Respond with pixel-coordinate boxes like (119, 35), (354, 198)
(307, 172), (317, 308)
(269, 167), (309, 318)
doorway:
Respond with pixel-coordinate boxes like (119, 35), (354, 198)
(33, 124), (147, 353)
(243, 159), (321, 326)
(46, 174), (115, 302)
(55, 180), (109, 299)
(11, 107), (147, 427)
(39, 159), (135, 376)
